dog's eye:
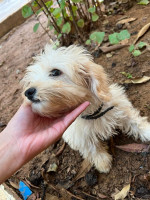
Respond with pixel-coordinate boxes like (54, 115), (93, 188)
(49, 69), (62, 77)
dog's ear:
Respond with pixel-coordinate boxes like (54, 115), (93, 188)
(85, 61), (111, 102)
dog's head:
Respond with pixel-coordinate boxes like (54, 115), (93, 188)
(22, 45), (110, 117)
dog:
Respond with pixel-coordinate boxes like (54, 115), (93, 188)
(22, 45), (150, 173)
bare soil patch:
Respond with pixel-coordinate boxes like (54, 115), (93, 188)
(0, 3), (150, 199)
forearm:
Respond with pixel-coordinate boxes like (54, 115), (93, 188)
(0, 130), (22, 184)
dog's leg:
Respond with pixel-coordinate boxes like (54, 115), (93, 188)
(120, 106), (150, 142)
(82, 142), (113, 173)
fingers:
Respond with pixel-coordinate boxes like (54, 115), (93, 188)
(63, 101), (90, 128)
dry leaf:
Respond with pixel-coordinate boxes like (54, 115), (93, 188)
(125, 76), (150, 84)
(134, 23), (150, 44)
(120, 38), (129, 45)
(117, 18), (136, 25)
(73, 159), (91, 182)
(100, 3), (105, 12)
(116, 143), (150, 153)
(114, 184), (130, 200)
(9, 180), (19, 189)
(97, 192), (108, 199)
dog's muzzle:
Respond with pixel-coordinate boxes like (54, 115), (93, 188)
(24, 87), (40, 103)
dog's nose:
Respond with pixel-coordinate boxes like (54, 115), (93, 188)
(25, 87), (36, 100)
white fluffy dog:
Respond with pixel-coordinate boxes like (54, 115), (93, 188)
(22, 45), (150, 173)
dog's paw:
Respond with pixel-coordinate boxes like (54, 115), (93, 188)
(94, 153), (112, 173)
(140, 124), (150, 142)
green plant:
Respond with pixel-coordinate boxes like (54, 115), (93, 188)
(22, 0), (104, 45)
(128, 41), (147, 56)
(121, 72), (133, 79)
(109, 30), (130, 45)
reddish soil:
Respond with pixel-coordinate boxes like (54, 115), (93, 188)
(0, 3), (150, 200)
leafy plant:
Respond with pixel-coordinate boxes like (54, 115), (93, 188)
(138, 0), (149, 5)
(22, 0), (103, 45)
(128, 41), (147, 56)
(121, 72), (133, 79)
(109, 30), (130, 44)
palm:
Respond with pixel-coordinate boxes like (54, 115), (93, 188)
(6, 102), (89, 163)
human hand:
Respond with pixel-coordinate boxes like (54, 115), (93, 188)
(0, 102), (89, 183)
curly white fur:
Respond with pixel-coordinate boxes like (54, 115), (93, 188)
(22, 45), (150, 173)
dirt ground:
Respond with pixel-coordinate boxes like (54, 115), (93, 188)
(0, 2), (150, 200)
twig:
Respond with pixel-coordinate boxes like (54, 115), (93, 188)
(55, 142), (66, 156)
(40, 0), (61, 33)
(67, 0), (83, 43)
(32, 7), (51, 38)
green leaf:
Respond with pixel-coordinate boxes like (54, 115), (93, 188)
(129, 44), (135, 52)
(71, 0), (81, 3)
(132, 50), (141, 57)
(85, 39), (91, 45)
(36, 9), (42, 15)
(57, 17), (63, 26)
(62, 22), (71, 34)
(49, 25), (54, 30)
(22, 6), (33, 18)
(138, 42), (147, 49)
(60, 0), (66, 9)
(92, 13), (99, 22)
(77, 19), (84, 28)
(88, 7), (96, 13)
(33, 23), (40, 32)
(109, 33), (119, 44)
(117, 30), (130, 41)
(31, 1), (38, 7)
(72, 5), (77, 16)
(138, 0), (149, 5)
(90, 32), (105, 44)
(121, 72), (133, 79)
(58, 34), (62, 39)
(52, 8), (61, 17)
(45, 1), (53, 8)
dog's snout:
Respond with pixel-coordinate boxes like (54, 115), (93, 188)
(25, 87), (36, 100)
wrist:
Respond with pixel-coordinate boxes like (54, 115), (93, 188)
(0, 129), (23, 183)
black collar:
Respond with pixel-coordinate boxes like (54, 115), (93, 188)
(81, 103), (114, 120)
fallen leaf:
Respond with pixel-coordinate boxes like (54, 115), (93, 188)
(73, 159), (91, 182)
(134, 23), (150, 44)
(116, 143), (150, 153)
(120, 38), (129, 45)
(125, 76), (150, 84)
(116, 18), (136, 25)
(100, 3), (105, 12)
(9, 180), (19, 190)
(114, 184), (130, 200)
(97, 192), (108, 199)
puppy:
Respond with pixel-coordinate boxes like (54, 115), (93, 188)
(22, 45), (150, 173)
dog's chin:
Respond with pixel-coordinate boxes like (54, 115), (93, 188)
(31, 101), (77, 118)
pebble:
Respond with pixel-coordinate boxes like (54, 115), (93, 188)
(16, 69), (20, 74)
(106, 53), (112, 58)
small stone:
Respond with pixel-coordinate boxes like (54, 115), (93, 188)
(131, 31), (138, 36)
(16, 69), (20, 74)
(106, 53), (112, 58)
(116, 23), (123, 30)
